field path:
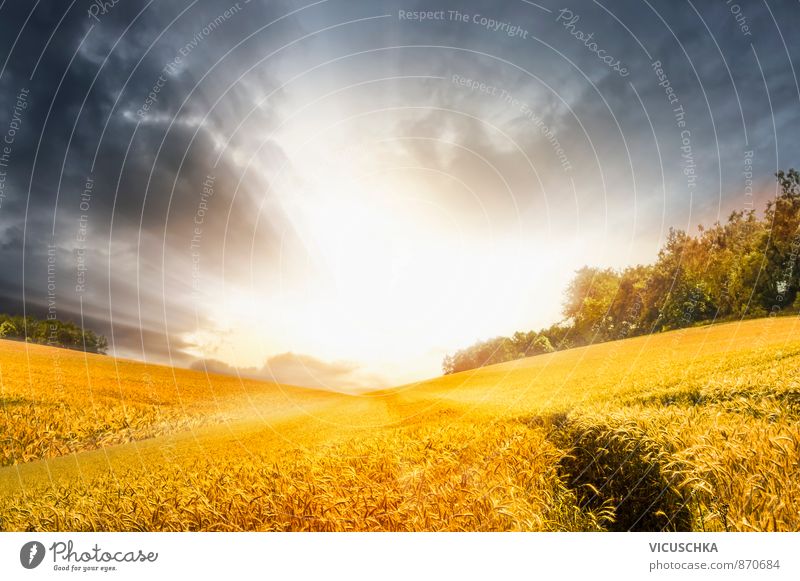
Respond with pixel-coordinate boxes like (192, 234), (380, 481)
(1, 317), (799, 531)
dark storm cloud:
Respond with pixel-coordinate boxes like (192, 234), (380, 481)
(372, 1), (800, 251)
(0, 0), (798, 386)
(0, 0), (300, 354)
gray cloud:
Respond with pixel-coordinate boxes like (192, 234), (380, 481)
(192, 352), (386, 393)
(0, 0), (798, 387)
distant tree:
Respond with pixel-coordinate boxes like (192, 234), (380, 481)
(442, 169), (800, 375)
(539, 321), (577, 350)
(607, 265), (653, 339)
(0, 313), (108, 354)
(0, 320), (16, 338)
(758, 169), (800, 312)
(698, 210), (765, 318)
(510, 331), (554, 357)
(563, 266), (621, 343)
(443, 336), (516, 375)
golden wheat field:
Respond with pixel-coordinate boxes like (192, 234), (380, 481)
(1, 316), (799, 531)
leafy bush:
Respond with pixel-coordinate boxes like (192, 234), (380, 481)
(444, 169), (800, 374)
(0, 314), (107, 354)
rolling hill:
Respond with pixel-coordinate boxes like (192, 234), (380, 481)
(1, 316), (798, 531)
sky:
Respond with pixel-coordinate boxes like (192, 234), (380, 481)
(0, 0), (798, 391)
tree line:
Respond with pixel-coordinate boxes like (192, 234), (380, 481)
(0, 313), (108, 354)
(443, 169), (800, 375)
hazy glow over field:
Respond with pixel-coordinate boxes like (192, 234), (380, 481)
(0, 2), (793, 390)
(184, 132), (579, 387)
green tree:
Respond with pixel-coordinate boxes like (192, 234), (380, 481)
(757, 169), (800, 312)
(442, 169), (800, 375)
(563, 266), (621, 342)
(0, 320), (16, 338)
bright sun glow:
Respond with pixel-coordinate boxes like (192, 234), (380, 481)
(183, 122), (578, 388)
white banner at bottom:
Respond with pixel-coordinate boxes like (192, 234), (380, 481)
(1, 532), (798, 580)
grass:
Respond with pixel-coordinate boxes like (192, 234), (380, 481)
(0, 316), (798, 531)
